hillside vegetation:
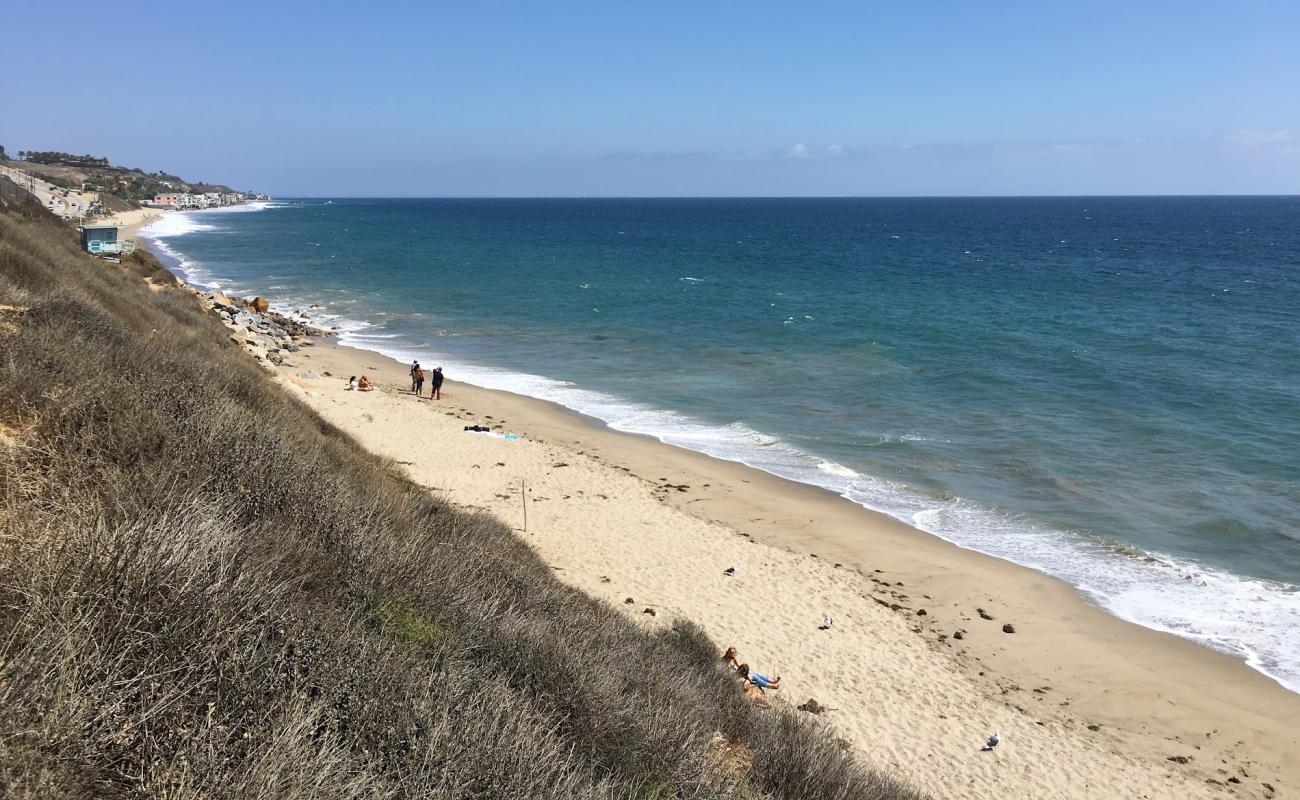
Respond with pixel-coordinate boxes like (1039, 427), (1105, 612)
(0, 182), (923, 800)
(3, 150), (242, 204)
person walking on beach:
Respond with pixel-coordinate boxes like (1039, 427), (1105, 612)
(430, 367), (444, 400)
(410, 360), (421, 393)
(414, 365), (425, 397)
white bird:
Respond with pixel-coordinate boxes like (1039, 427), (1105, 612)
(980, 731), (1001, 752)
(819, 614), (833, 630)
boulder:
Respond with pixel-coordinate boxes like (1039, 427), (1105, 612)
(1002, 623), (1016, 634)
(251, 296), (270, 313)
(211, 290), (232, 307)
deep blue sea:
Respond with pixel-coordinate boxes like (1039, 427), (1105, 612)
(142, 197), (1300, 691)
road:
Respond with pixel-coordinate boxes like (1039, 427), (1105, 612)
(0, 163), (98, 221)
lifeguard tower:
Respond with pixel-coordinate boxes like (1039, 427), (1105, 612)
(80, 224), (135, 256)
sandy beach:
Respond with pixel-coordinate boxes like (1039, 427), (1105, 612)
(102, 206), (164, 241)
(227, 329), (1300, 800)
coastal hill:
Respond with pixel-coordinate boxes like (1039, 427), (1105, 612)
(0, 147), (249, 205)
(0, 178), (921, 798)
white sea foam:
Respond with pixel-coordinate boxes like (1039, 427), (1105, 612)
(140, 212), (217, 238)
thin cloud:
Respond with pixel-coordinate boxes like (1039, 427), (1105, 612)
(1229, 129), (1294, 146)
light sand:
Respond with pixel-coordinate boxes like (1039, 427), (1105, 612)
(260, 339), (1299, 799)
(100, 207), (164, 241)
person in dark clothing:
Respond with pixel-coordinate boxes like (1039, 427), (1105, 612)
(409, 360), (421, 393)
(430, 367), (444, 400)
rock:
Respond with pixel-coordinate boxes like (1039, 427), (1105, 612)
(952, 630), (965, 640)
(228, 334), (242, 345)
(1087, 724), (1101, 731)
(978, 608), (994, 620)
(624, 597), (634, 604)
(642, 608), (656, 617)
(299, 370), (320, 380)
(1002, 623), (1016, 634)
(251, 296), (270, 313)
(797, 698), (826, 715)
(916, 609), (927, 616)
(211, 290), (232, 307)
(1167, 755), (1192, 764)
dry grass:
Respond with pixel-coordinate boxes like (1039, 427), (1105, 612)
(0, 188), (925, 800)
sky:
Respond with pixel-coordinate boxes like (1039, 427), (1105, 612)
(3, 0), (1297, 196)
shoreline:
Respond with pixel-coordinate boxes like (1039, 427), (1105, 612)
(273, 336), (1296, 799)
(143, 228), (1300, 797)
(129, 203), (1300, 698)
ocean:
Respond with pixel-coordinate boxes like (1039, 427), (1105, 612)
(141, 197), (1300, 691)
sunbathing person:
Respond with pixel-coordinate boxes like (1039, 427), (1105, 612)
(722, 647), (780, 689)
(357, 375), (374, 392)
(736, 663), (780, 690)
(741, 677), (772, 708)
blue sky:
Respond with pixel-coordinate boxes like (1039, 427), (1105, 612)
(3, 1), (1297, 195)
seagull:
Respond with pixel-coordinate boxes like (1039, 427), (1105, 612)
(819, 614), (833, 630)
(722, 566), (737, 576)
(980, 731), (1001, 752)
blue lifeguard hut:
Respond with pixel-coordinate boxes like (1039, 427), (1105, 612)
(81, 224), (133, 256)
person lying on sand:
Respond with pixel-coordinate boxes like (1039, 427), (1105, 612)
(736, 663), (780, 690)
(722, 648), (780, 689)
(742, 678), (772, 709)
(357, 375), (374, 392)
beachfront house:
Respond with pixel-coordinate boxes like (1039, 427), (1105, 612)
(80, 225), (136, 256)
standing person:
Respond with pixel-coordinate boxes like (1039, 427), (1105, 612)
(430, 367), (444, 400)
(410, 360), (421, 393)
(414, 365), (425, 397)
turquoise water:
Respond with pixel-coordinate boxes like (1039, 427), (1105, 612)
(142, 197), (1300, 690)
